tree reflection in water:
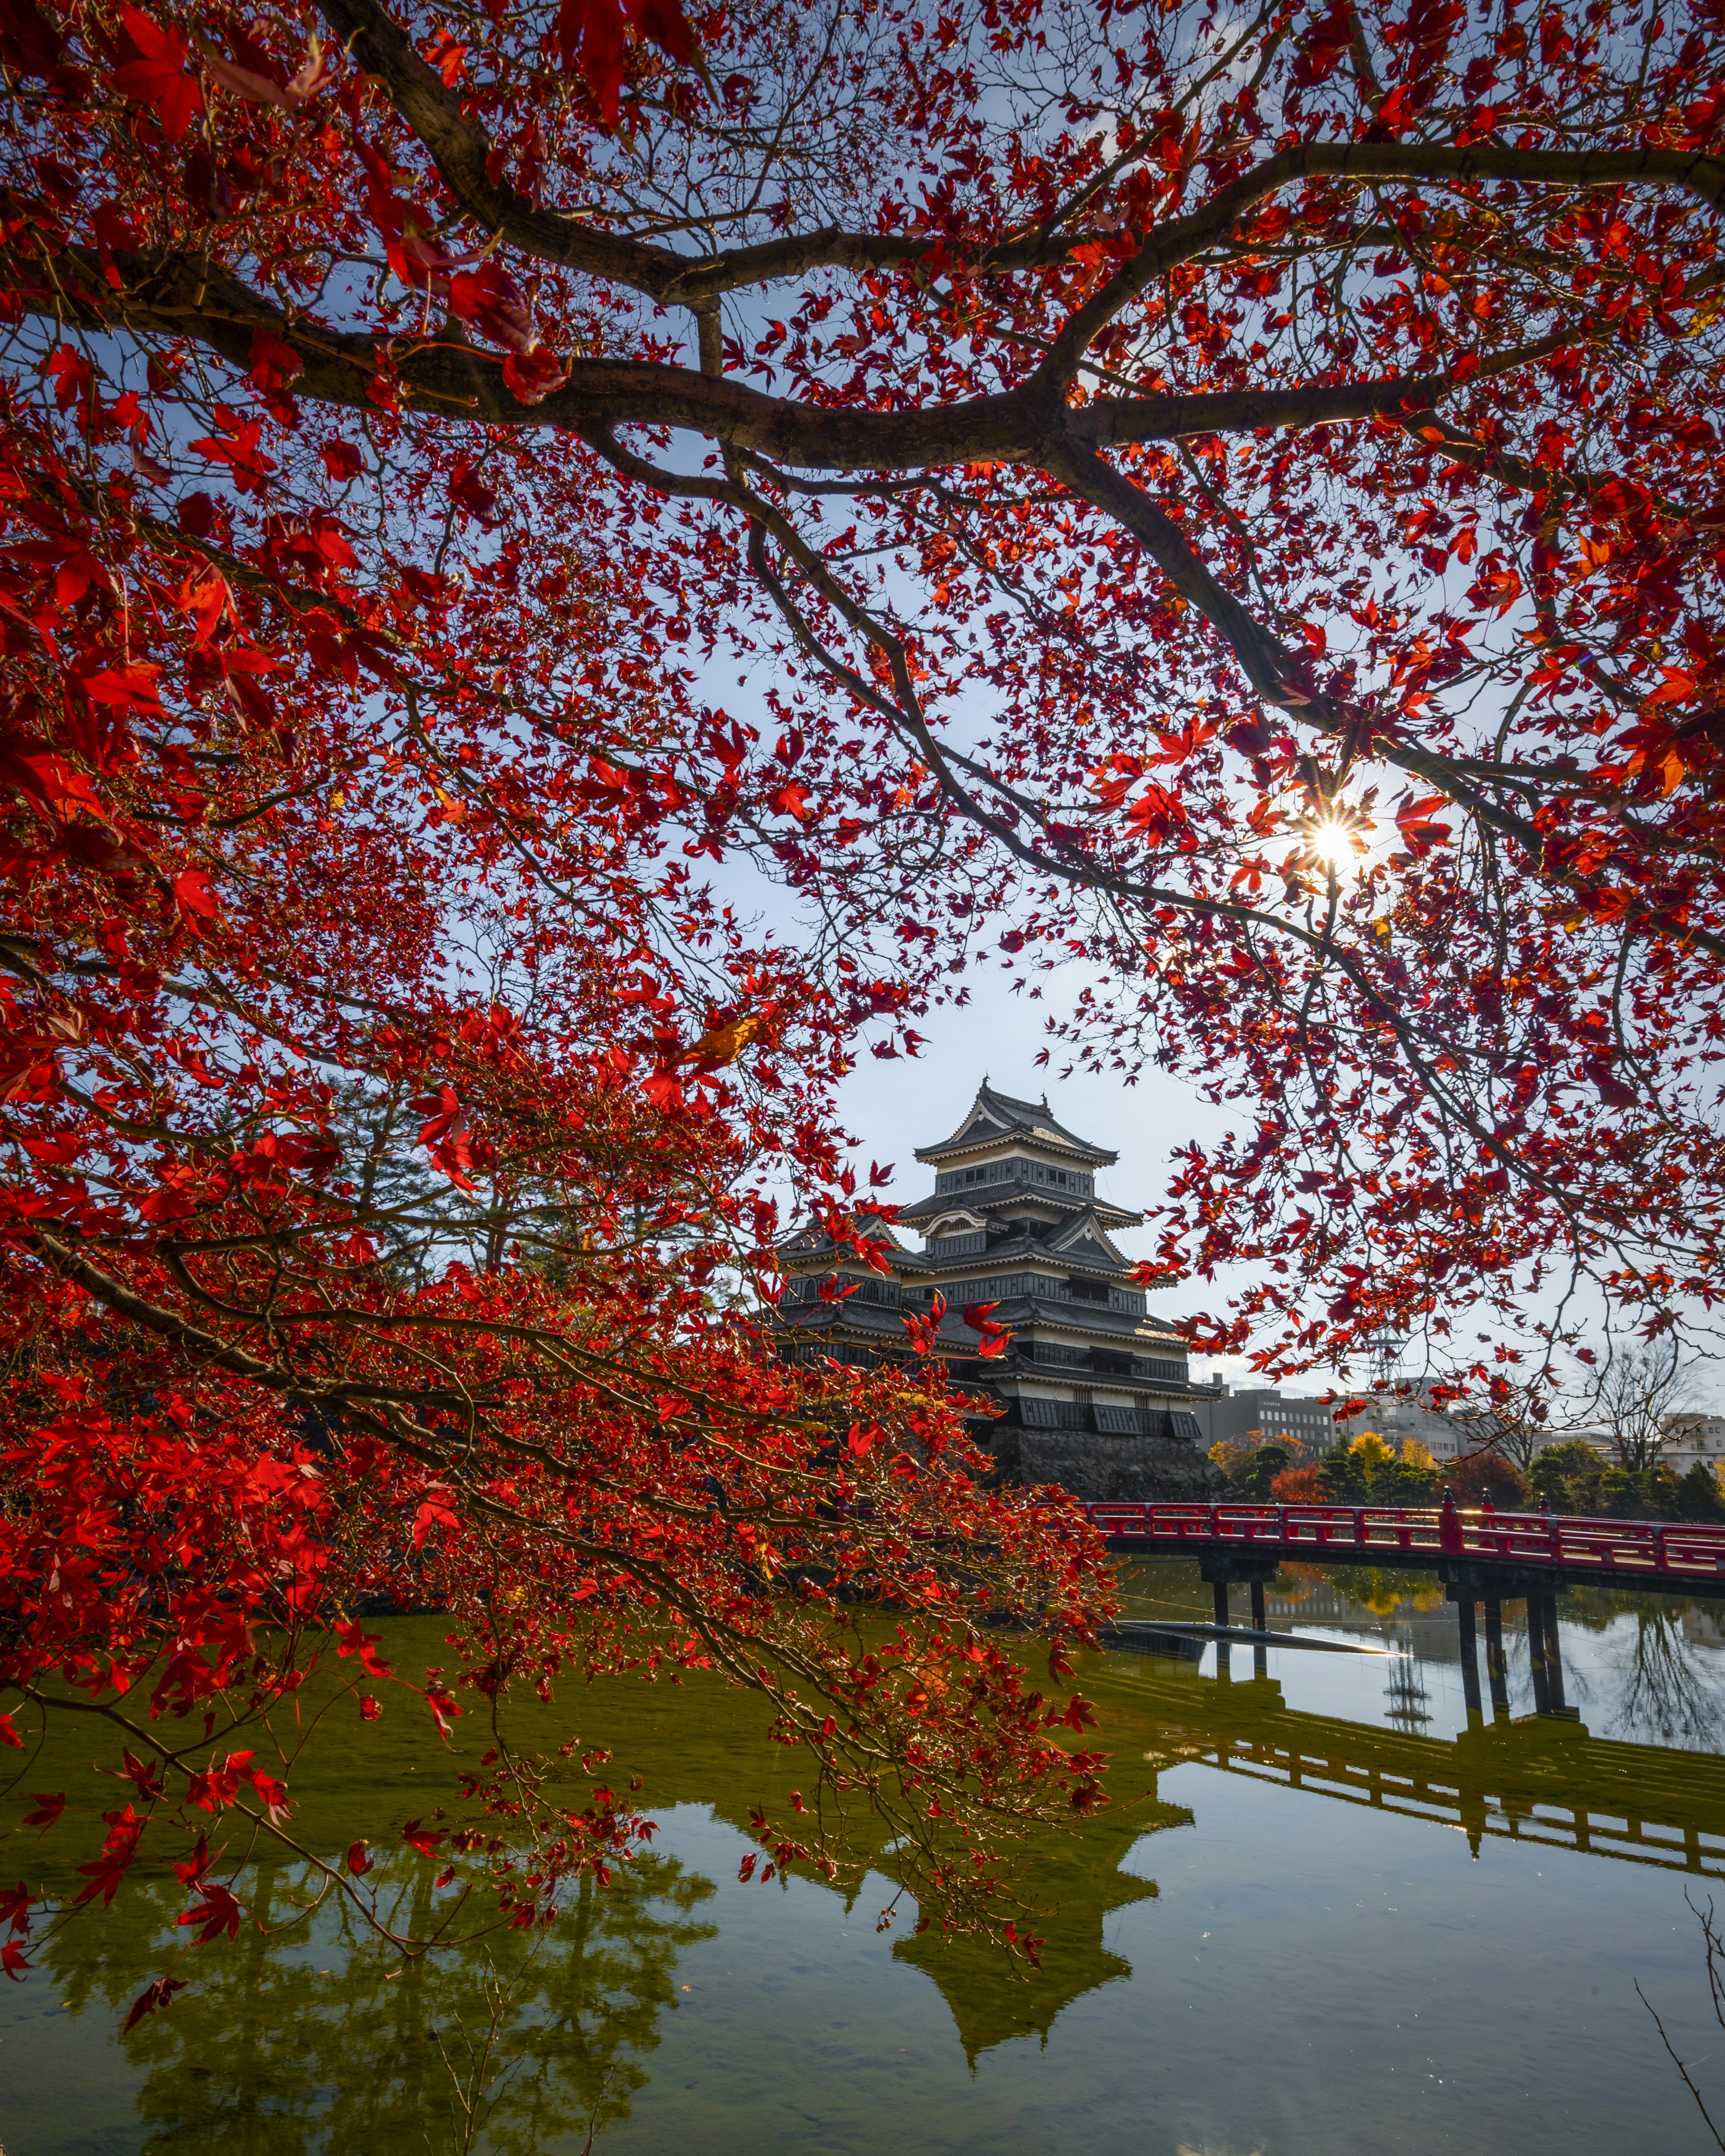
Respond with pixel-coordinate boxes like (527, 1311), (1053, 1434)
(1607, 1607), (1725, 1751)
(40, 1844), (716, 2156)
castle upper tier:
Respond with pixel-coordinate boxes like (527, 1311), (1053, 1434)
(775, 1080), (1211, 1450)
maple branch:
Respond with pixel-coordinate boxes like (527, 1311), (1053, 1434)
(15, 1687), (428, 1948)
(1067, 439), (1725, 962)
(23, 1227), (455, 1468)
(313, 0), (1107, 304)
(24, 239), (1047, 462)
(1035, 141), (1725, 384)
(0, 247), (1613, 482)
(1044, 440), (1665, 879)
(1400, 406), (1707, 530)
(312, 2), (1725, 328)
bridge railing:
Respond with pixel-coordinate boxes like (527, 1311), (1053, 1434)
(1075, 1501), (1725, 1580)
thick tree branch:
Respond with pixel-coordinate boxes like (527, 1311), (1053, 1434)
(25, 240), (1046, 461)
(1073, 332), (1570, 447)
(24, 240), (1552, 480)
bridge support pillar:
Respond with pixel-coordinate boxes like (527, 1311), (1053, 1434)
(1442, 1562), (1581, 1719)
(1194, 1551), (1280, 1680)
(1197, 1552), (1281, 1594)
(1542, 1590), (1568, 1713)
(1483, 1600), (1510, 1721)
(1250, 1577), (1269, 1679)
(1456, 1597), (1483, 1722)
(1527, 1595), (1552, 1714)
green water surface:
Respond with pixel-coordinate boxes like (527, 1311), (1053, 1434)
(5, 1559), (1725, 2156)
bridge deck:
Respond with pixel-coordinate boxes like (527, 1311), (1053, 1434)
(1077, 1500), (1725, 1594)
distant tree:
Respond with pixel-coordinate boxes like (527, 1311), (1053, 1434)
(1237, 1443), (1294, 1500)
(1589, 1341), (1694, 1469)
(1449, 1451), (1530, 1509)
(1210, 1435), (1306, 1495)
(1373, 1439), (1441, 1507)
(1528, 1440), (1610, 1514)
(1318, 1430), (1437, 1506)
(1600, 1462), (1685, 1519)
(1320, 1433), (1376, 1503)
(1678, 1462), (1725, 1524)
(1270, 1465), (1326, 1504)
(1448, 1382), (1561, 1473)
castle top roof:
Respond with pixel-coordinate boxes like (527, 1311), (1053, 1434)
(914, 1081), (1118, 1168)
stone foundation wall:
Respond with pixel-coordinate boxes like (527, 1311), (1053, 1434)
(1004, 1430), (1227, 1502)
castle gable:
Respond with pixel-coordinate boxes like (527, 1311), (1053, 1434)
(1048, 1209), (1129, 1268)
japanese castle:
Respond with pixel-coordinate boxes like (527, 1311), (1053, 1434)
(775, 1080), (1210, 1461)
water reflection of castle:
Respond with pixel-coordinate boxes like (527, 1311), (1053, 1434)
(888, 1795), (1189, 2062)
(615, 1669), (1200, 2064)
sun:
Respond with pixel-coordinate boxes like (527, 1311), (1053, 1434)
(1304, 812), (1363, 874)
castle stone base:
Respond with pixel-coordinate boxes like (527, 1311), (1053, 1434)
(1006, 1431), (1227, 1502)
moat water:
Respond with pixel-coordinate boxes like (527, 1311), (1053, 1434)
(7, 1558), (1725, 2156)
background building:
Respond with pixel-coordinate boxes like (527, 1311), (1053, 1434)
(1336, 1391), (1468, 1461)
(1193, 1385), (1610, 1467)
(1190, 1386), (1339, 1455)
(1660, 1413), (1725, 1475)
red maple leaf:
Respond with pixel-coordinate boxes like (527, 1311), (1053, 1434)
(175, 1881), (244, 1944)
(124, 1975), (188, 2030)
(111, 9), (203, 141)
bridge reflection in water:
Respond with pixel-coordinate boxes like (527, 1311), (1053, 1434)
(1110, 1647), (1725, 1879)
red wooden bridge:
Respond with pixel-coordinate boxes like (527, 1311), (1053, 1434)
(1072, 1498), (1725, 1718)
(1075, 1499), (1725, 1591)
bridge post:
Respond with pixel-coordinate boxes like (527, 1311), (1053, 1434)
(1249, 1579), (1267, 1634)
(1542, 1590), (1569, 1712)
(1526, 1595), (1552, 1714)
(1212, 1577), (1230, 1633)
(1457, 1597), (1483, 1721)
(1483, 1599), (1510, 1720)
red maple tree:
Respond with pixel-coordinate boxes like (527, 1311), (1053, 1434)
(0, 0), (1722, 2020)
